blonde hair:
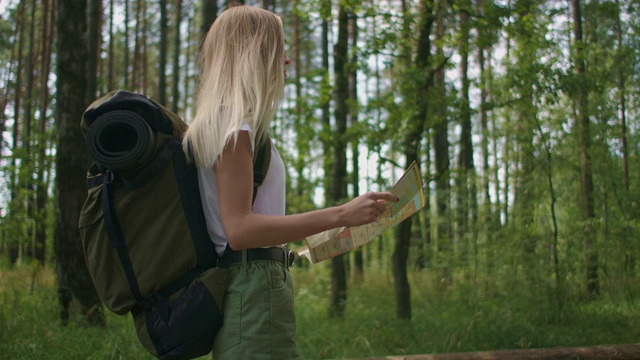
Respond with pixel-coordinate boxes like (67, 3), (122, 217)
(183, 5), (285, 167)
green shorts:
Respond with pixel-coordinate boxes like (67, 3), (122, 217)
(212, 258), (299, 359)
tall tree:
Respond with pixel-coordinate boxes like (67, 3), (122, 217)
(509, 0), (538, 281)
(132, 0), (143, 90)
(158, 0), (168, 104)
(23, 0), (39, 260)
(34, 0), (55, 266)
(320, 0), (331, 204)
(613, 0), (628, 192)
(172, 0), (183, 113)
(55, 0), (105, 326)
(571, 0), (598, 298)
(329, 2), (349, 318)
(614, 0), (633, 278)
(455, 0), (477, 276)
(476, 0), (492, 281)
(124, 0), (130, 87)
(183, 5), (194, 113)
(201, 0), (218, 43)
(433, 0), (451, 286)
(393, 0), (434, 320)
(349, 8), (364, 279)
(261, 0), (274, 10)
(107, 0), (114, 90)
(7, 0), (27, 264)
(87, 0), (101, 99)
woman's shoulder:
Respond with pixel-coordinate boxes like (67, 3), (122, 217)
(239, 122), (253, 133)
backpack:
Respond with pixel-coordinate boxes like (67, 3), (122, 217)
(78, 90), (270, 359)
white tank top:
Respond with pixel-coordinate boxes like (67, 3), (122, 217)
(197, 123), (286, 256)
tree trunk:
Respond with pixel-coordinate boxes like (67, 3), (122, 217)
(359, 344), (640, 360)
(157, 0), (168, 104)
(433, 0), (451, 286)
(320, 0), (331, 202)
(23, 0), (38, 260)
(614, 0), (628, 191)
(132, 0), (142, 90)
(329, 3), (349, 318)
(511, 0), (537, 282)
(55, 0), (105, 327)
(393, 0), (434, 320)
(87, 0), (101, 100)
(261, 0), (274, 10)
(456, 2), (473, 273)
(183, 5), (193, 112)
(107, 0), (114, 90)
(571, 0), (598, 298)
(124, 0), (130, 87)
(8, 0), (27, 265)
(141, 0), (149, 92)
(614, 0), (633, 276)
(35, 0), (54, 266)
(349, 9), (364, 280)
(201, 0), (218, 46)
(172, 0), (182, 113)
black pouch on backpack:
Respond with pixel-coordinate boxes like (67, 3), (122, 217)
(131, 267), (227, 359)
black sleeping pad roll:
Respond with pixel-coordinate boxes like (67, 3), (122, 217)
(85, 110), (157, 172)
(81, 90), (187, 139)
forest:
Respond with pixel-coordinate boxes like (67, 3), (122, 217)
(1, 0), (640, 358)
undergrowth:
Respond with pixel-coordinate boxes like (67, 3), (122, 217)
(1, 263), (638, 359)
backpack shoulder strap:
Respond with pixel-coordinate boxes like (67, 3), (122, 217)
(252, 135), (271, 204)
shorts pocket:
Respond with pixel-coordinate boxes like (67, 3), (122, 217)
(269, 264), (287, 291)
(268, 268), (296, 346)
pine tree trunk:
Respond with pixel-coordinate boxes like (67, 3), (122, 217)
(55, 0), (105, 327)
(571, 0), (598, 298)
(456, 2), (470, 270)
(362, 343), (640, 360)
(614, 0), (628, 192)
(132, 0), (142, 90)
(23, 0), (39, 260)
(87, 0), (101, 99)
(107, 0), (114, 90)
(124, 0), (130, 87)
(8, 0), (27, 265)
(614, 0), (634, 281)
(183, 5), (193, 112)
(35, 0), (54, 266)
(433, 0), (451, 286)
(171, 0), (182, 113)
(512, 0), (537, 281)
(158, 0), (168, 104)
(320, 1), (331, 202)
(349, 10), (364, 280)
(329, 3), (349, 318)
(201, 0), (218, 43)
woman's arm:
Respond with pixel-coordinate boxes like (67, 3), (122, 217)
(215, 131), (399, 250)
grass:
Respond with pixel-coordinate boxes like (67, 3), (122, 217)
(1, 262), (639, 359)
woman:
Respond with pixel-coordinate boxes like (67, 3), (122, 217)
(182, 5), (399, 359)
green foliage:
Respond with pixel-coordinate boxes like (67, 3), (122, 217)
(2, 0), (640, 357)
(2, 264), (638, 359)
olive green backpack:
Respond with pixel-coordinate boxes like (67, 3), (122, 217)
(78, 90), (270, 359)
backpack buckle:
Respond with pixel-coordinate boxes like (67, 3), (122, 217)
(104, 169), (116, 184)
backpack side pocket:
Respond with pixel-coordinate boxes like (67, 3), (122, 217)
(132, 266), (227, 359)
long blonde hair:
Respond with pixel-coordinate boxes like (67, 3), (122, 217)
(183, 5), (285, 167)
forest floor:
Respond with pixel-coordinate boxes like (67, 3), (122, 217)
(1, 262), (639, 359)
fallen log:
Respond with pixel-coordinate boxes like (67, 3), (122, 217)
(359, 344), (640, 360)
